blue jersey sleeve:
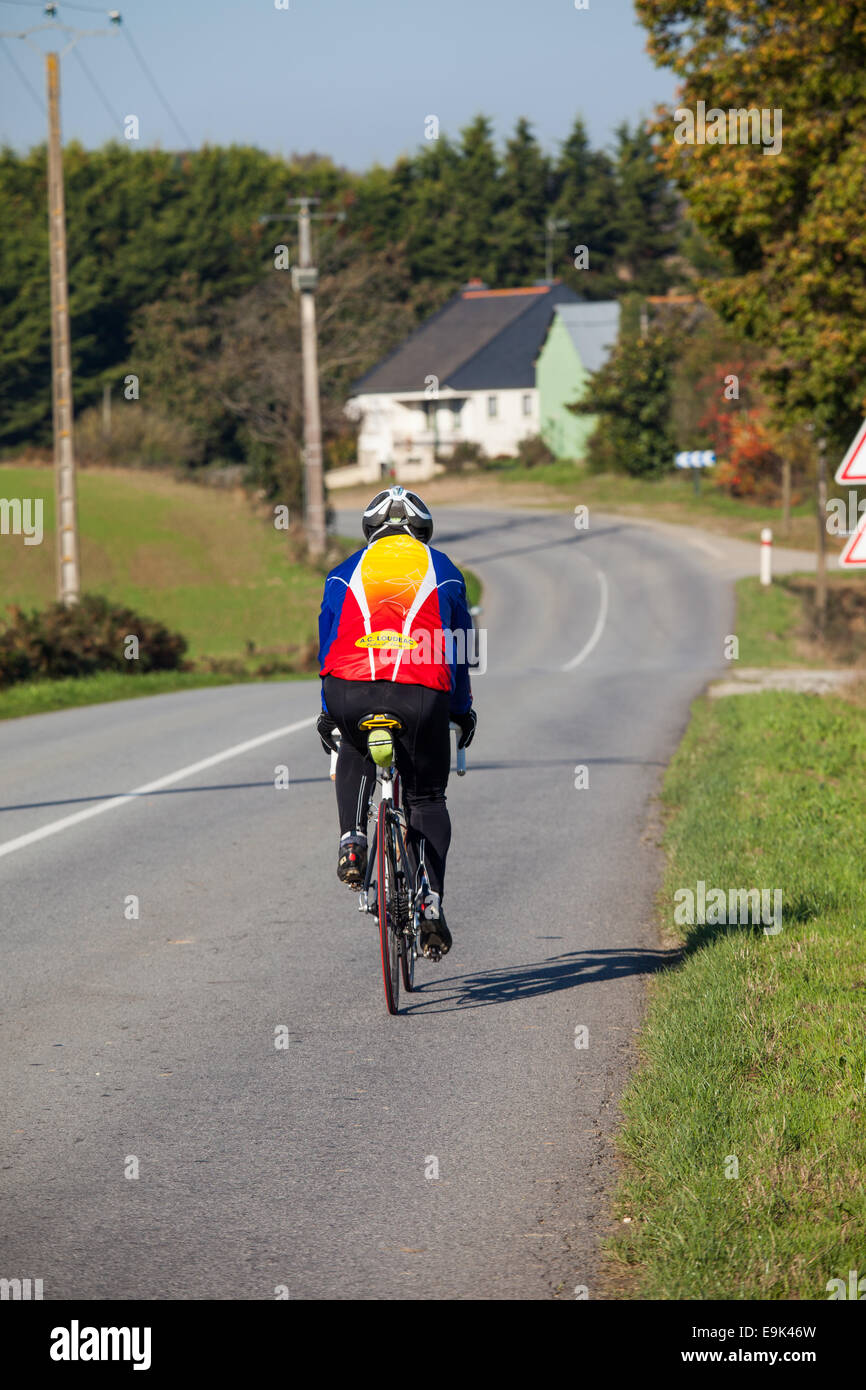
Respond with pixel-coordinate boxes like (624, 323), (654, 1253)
(445, 566), (474, 717)
(318, 577), (341, 713)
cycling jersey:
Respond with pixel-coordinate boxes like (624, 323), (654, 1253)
(318, 534), (473, 715)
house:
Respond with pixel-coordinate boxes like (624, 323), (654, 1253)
(536, 302), (621, 460)
(335, 279), (583, 487)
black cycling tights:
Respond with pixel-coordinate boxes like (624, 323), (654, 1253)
(322, 674), (452, 899)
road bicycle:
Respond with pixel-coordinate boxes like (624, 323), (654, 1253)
(330, 715), (466, 1015)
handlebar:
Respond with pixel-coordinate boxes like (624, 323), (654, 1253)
(449, 721), (467, 777)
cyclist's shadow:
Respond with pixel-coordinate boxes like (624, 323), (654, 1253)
(403, 946), (676, 1014)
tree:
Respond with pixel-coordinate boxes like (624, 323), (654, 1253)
(449, 115), (502, 283)
(635, 0), (866, 447)
(493, 118), (552, 284)
(128, 273), (230, 467)
(209, 237), (415, 507)
(551, 117), (620, 297)
(0, 141), (354, 449)
(611, 122), (680, 295)
(571, 325), (680, 476)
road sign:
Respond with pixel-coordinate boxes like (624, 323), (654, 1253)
(835, 418), (866, 485)
(839, 511), (866, 568)
(675, 450), (716, 468)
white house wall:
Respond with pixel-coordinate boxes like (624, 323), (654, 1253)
(349, 388), (538, 477)
(458, 388), (538, 458)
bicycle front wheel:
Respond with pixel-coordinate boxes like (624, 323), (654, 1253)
(376, 800), (400, 1015)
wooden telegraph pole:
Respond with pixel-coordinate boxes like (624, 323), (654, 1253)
(46, 50), (81, 605)
(1, 10), (123, 603)
(258, 196), (345, 559)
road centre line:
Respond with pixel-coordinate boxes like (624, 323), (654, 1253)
(0, 716), (316, 861)
(562, 566), (609, 672)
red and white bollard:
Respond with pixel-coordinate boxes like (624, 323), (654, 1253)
(760, 527), (773, 586)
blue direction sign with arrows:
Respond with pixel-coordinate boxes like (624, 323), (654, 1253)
(675, 450), (716, 469)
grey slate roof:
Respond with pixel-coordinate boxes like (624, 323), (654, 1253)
(550, 302), (621, 374)
(352, 282), (583, 395)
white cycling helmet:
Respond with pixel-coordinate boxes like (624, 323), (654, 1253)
(362, 485), (433, 544)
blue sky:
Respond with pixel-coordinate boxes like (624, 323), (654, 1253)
(0, 0), (676, 168)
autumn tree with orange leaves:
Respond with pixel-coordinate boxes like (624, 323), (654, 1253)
(636, 0), (866, 455)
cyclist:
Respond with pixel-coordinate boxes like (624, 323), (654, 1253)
(316, 486), (477, 958)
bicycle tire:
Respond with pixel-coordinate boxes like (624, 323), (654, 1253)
(377, 800), (400, 1015)
(396, 828), (415, 994)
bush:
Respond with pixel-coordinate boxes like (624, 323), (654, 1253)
(516, 434), (555, 468)
(711, 415), (782, 502)
(76, 402), (197, 470)
(442, 440), (485, 473)
(0, 594), (188, 688)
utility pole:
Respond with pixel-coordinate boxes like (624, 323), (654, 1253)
(295, 199), (326, 558)
(815, 432), (828, 640)
(46, 49), (80, 604)
(259, 196), (345, 559)
(3, 9), (122, 605)
(543, 217), (569, 282)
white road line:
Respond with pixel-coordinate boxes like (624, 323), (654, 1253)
(687, 534), (724, 559)
(562, 567), (609, 672)
(0, 716), (316, 862)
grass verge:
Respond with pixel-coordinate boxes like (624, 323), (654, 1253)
(0, 668), (311, 721)
(735, 572), (866, 667)
(606, 691), (866, 1299)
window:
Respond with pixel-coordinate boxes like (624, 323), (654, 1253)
(487, 395), (498, 418)
(522, 394), (533, 416)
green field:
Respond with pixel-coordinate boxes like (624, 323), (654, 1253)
(607, 690), (866, 1300)
(0, 464), (482, 719)
(0, 464), (326, 659)
(735, 572), (866, 668)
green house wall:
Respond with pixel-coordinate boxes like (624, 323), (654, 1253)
(536, 315), (598, 461)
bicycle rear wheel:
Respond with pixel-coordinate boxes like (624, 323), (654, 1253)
(376, 800), (401, 1015)
(396, 830), (415, 993)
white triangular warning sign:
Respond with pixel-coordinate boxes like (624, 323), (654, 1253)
(840, 511), (866, 567)
(835, 418), (866, 484)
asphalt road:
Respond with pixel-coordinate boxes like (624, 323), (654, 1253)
(0, 506), (735, 1300)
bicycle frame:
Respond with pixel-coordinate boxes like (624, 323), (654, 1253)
(358, 763), (421, 922)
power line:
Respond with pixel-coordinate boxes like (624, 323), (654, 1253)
(0, 2), (117, 10)
(0, 33), (43, 113)
(122, 23), (191, 148)
(72, 40), (120, 129)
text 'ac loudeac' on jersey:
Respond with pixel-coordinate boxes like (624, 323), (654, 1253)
(318, 534), (474, 714)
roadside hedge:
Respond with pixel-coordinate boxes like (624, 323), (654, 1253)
(0, 594), (188, 687)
